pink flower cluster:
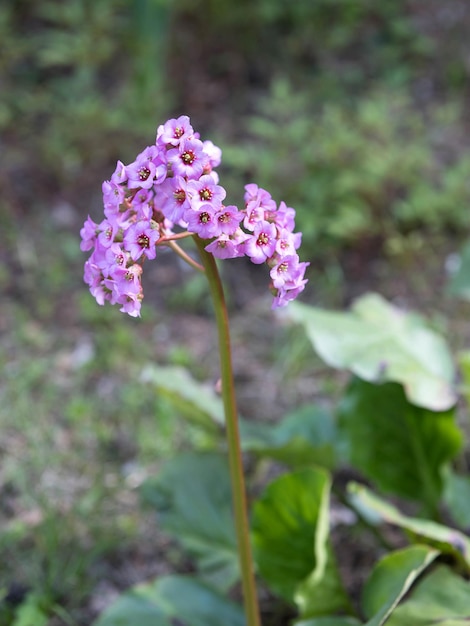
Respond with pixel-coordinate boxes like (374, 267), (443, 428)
(80, 116), (309, 316)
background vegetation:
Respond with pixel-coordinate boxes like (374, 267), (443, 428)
(2, 0), (470, 624)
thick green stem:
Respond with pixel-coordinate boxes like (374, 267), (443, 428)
(194, 236), (261, 626)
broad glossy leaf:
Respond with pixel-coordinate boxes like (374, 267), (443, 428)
(239, 405), (337, 468)
(339, 379), (462, 508)
(362, 545), (439, 625)
(252, 467), (349, 616)
(94, 575), (245, 626)
(140, 364), (223, 430)
(349, 483), (470, 573)
(140, 452), (238, 591)
(289, 295), (456, 411)
(386, 565), (470, 625)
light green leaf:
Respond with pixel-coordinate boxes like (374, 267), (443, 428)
(239, 405), (337, 468)
(94, 575), (245, 626)
(251, 467), (350, 616)
(140, 452), (238, 591)
(140, 364), (223, 430)
(348, 483), (470, 573)
(362, 546), (439, 626)
(386, 565), (470, 625)
(289, 294), (456, 411)
(338, 379), (462, 508)
(11, 593), (49, 626)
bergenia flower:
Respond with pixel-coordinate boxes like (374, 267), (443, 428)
(80, 116), (308, 316)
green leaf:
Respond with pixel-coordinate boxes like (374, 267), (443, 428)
(140, 364), (224, 431)
(295, 618), (361, 626)
(447, 240), (470, 301)
(239, 404), (337, 469)
(251, 467), (350, 616)
(362, 545), (439, 626)
(348, 483), (470, 573)
(442, 467), (470, 530)
(289, 294), (456, 411)
(457, 350), (470, 408)
(11, 593), (49, 626)
(338, 379), (462, 509)
(94, 575), (245, 626)
(93, 591), (169, 626)
(140, 452), (238, 591)
(386, 565), (470, 625)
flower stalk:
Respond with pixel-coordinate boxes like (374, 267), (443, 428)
(194, 235), (262, 626)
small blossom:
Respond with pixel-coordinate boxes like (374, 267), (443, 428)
(157, 115), (194, 147)
(215, 206), (243, 235)
(80, 216), (99, 251)
(184, 203), (218, 238)
(186, 174), (226, 208)
(167, 138), (205, 179)
(126, 159), (157, 190)
(124, 221), (160, 260)
(245, 221), (278, 264)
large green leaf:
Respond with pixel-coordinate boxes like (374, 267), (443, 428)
(386, 565), (470, 625)
(140, 364), (224, 430)
(289, 295), (456, 411)
(348, 483), (470, 573)
(362, 545), (439, 626)
(338, 379), (462, 509)
(140, 452), (238, 591)
(239, 404), (337, 469)
(93, 575), (245, 626)
(251, 467), (350, 616)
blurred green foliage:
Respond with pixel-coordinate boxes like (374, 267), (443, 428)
(223, 80), (470, 253)
(0, 0), (173, 193)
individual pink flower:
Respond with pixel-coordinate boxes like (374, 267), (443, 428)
(202, 140), (222, 169)
(126, 159), (157, 190)
(275, 230), (302, 257)
(186, 174), (226, 208)
(167, 138), (205, 179)
(244, 184), (277, 213)
(111, 160), (128, 185)
(184, 203), (218, 238)
(157, 115), (194, 147)
(102, 180), (125, 212)
(244, 221), (277, 264)
(80, 216), (99, 251)
(124, 221), (160, 260)
(215, 206), (243, 235)
(157, 177), (191, 223)
(269, 255), (306, 289)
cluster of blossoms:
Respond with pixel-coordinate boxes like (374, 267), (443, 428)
(80, 116), (309, 316)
